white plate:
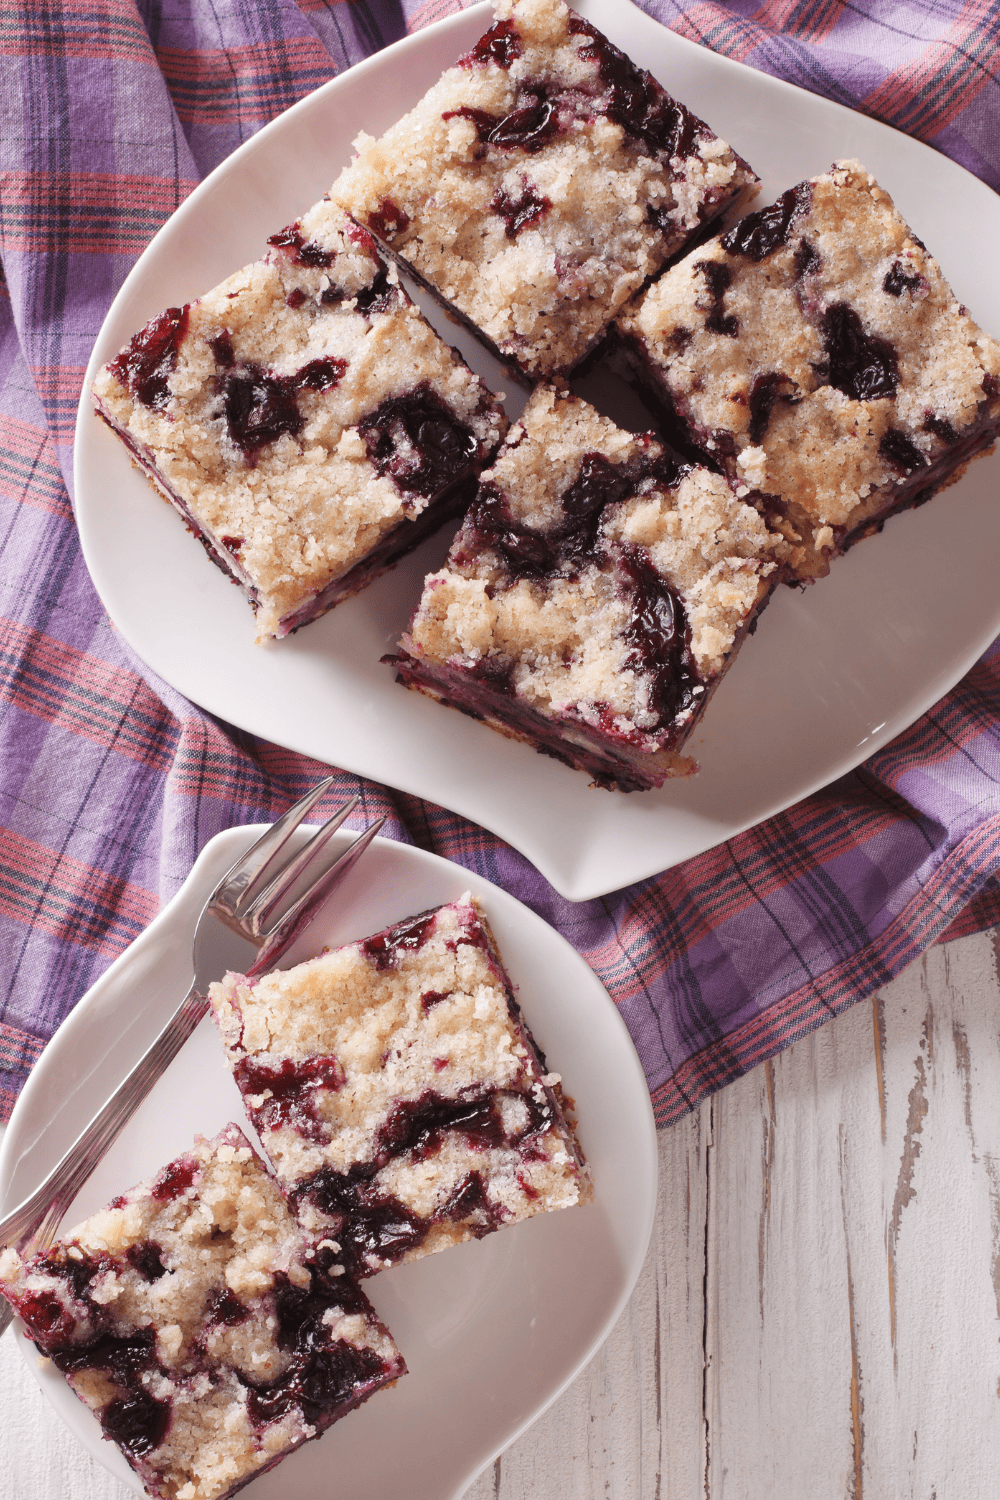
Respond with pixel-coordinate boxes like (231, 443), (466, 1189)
(74, 0), (1000, 901)
(0, 827), (656, 1499)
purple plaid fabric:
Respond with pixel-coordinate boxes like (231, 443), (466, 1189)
(2, 0), (999, 1130)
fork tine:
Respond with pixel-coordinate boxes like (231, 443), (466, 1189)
(249, 817), (386, 976)
(209, 778), (353, 935)
(241, 796), (365, 939)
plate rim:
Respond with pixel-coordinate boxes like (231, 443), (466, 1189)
(72, 0), (1000, 902)
(0, 822), (659, 1499)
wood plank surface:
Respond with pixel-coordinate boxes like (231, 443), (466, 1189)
(4, 929), (1000, 1498)
(466, 928), (1000, 1500)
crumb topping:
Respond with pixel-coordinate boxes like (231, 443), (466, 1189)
(208, 895), (591, 1275)
(331, 0), (757, 377)
(0, 1127), (403, 1500)
(404, 385), (776, 739)
(92, 199), (505, 638)
(620, 159), (1000, 567)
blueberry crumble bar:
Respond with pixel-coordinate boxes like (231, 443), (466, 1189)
(92, 199), (507, 640)
(331, 0), (758, 381)
(389, 385), (779, 791)
(617, 158), (1000, 579)
(0, 1126), (404, 1500)
(208, 895), (591, 1277)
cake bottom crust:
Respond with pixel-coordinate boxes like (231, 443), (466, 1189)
(388, 647), (697, 791)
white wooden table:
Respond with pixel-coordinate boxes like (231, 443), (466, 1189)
(4, 926), (1000, 1498)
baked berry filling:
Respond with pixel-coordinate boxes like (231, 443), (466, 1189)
(461, 16), (523, 69)
(721, 181), (812, 261)
(108, 306), (189, 410)
(234, 1054), (346, 1142)
(567, 14), (702, 160)
(358, 384), (480, 497)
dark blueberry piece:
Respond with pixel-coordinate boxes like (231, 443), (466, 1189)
(245, 1284), (388, 1431)
(376, 1090), (506, 1162)
(879, 428), (928, 473)
(109, 306), (189, 410)
(36, 1249), (117, 1304)
(296, 357), (347, 392)
(462, 17), (523, 68)
(268, 225), (334, 269)
(467, 452), (686, 586)
(442, 105), (500, 138)
(234, 1055), (345, 1144)
(491, 177), (551, 239)
(102, 1389), (171, 1458)
(301, 1169), (427, 1273)
(352, 265), (396, 314)
(358, 385), (478, 497)
(618, 544), (704, 729)
(923, 412), (958, 444)
(446, 88), (561, 155)
(464, 483), (558, 579)
(486, 90), (558, 152)
(722, 182), (812, 262)
(220, 535), (244, 561)
(883, 261), (924, 296)
(55, 1328), (159, 1383)
(286, 287), (307, 309)
(794, 240), (821, 279)
(17, 1290), (74, 1343)
(151, 1158), (197, 1202)
(821, 303), (898, 401)
(126, 1242), (167, 1283)
(221, 363), (303, 458)
(469, 653), (517, 697)
(362, 910), (437, 971)
(209, 330), (235, 368)
(421, 989), (453, 1012)
(696, 260), (738, 338)
(984, 372), (999, 401)
(568, 15), (699, 160)
(559, 452), (641, 563)
(205, 1287), (250, 1326)
(368, 197), (410, 239)
(435, 1170), (503, 1237)
(748, 372), (793, 444)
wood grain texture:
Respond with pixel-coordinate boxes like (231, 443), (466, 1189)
(4, 929), (1000, 1499)
(468, 928), (1000, 1500)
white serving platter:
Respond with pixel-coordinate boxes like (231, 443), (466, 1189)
(0, 826), (657, 1499)
(74, 0), (1000, 901)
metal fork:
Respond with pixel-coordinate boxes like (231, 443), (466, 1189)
(0, 777), (384, 1336)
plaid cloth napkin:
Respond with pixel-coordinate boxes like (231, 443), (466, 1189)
(2, 0), (1000, 1131)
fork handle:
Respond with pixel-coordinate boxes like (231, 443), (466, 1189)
(0, 987), (209, 1338)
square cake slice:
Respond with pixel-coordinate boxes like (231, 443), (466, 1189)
(617, 158), (1000, 580)
(389, 384), (779, 791)
(208, 895), (592, 1277)
(92, 199), (507, 640)
(330, 0), (757, 381)
(0, 1126), (404, 1500)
